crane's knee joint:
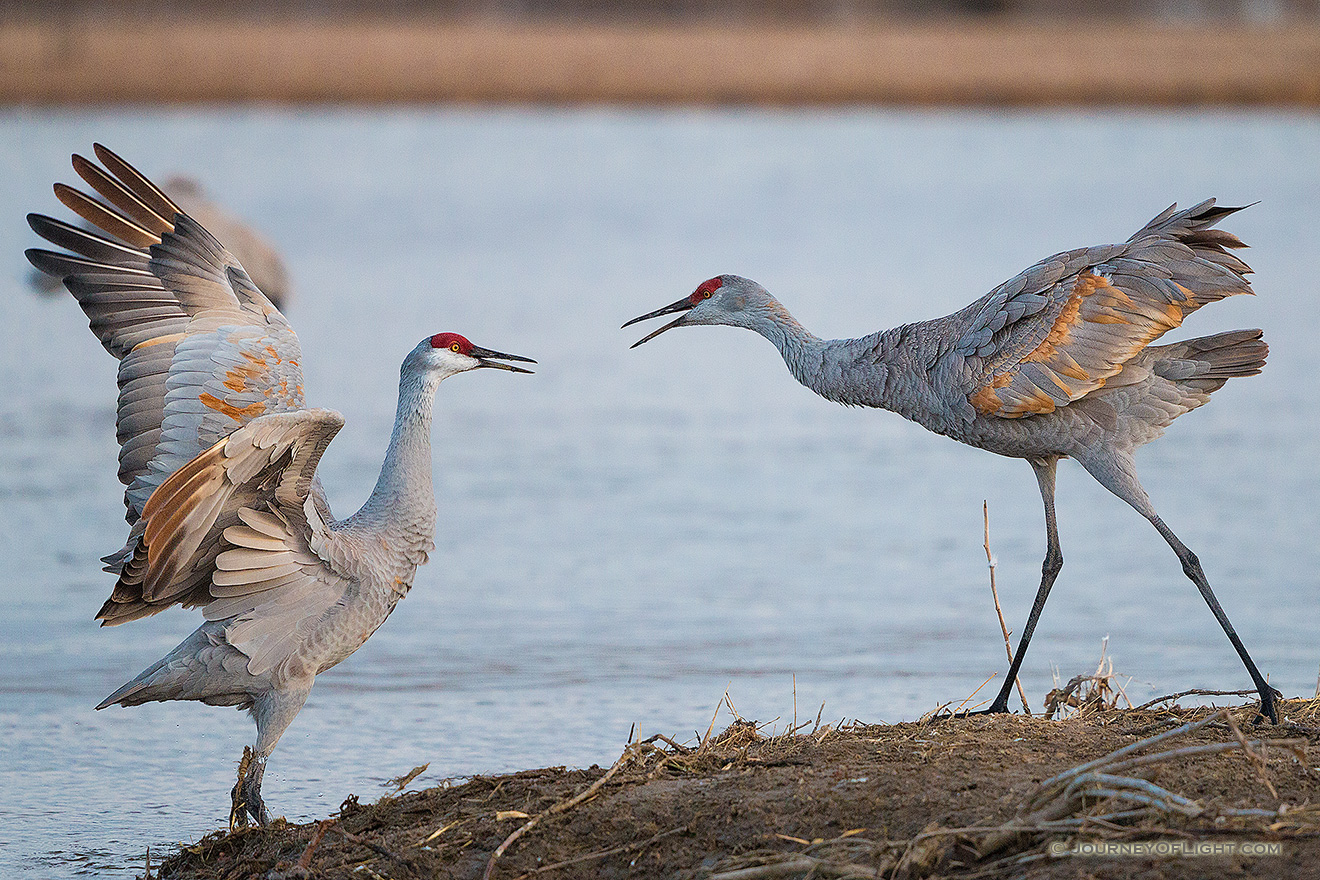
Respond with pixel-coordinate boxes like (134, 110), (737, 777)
(1042, 551), (1063, 578)
(1179, 550), (1203, 580)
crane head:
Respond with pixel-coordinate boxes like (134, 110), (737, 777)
(426, 332), (536, 374)
(623, 275), (768, 347)
(628, 275), (755, 348)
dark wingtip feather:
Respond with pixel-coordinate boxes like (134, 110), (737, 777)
(92, 143), (181, 220)
(72, 152), (174, 236)
(26, 246), (70, 276)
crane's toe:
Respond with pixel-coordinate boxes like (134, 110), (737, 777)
(951, 703), (1013, 720)
(1255, 686), (1284, 725)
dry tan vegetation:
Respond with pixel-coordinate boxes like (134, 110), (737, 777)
(1, 18), (1319, 105)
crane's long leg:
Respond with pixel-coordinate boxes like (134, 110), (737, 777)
(975, 457), (1064, 715)
(1080, 453), (1279, 724)
(231, 682), (313, 826)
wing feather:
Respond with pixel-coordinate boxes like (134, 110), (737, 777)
(26, 214), (150, 268)
(27, 145), (304, 535)
(215, 546), (297, 571)
(212, 560), (305, 586)
(957, 201), (1253, 419)
(96, 409), (348, 654)
(208, 568), (311, 601)
(237, 507), (292, 539)
(223, 523), (290, 552)
(72, 153), (176, 235)
(92, 142), (182, 222)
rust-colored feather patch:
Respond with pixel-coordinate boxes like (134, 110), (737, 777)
(1023, 283), (1085, 366)
(200, 393), (267, 421)
(968, 271), (1195, 418)
(970, 371), (1012, 414)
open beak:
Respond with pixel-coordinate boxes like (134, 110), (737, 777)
(622, 297), (694, 348)
(471, 345), (536, 374)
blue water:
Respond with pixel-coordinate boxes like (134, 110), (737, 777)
(0, 108), (1317, 877)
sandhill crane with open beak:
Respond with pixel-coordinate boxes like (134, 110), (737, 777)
(626, 201), (1279, 723)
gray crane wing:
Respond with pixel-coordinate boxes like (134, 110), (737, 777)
(161, 175), (291, 308)
(109, 408), (352, 674)
(27, 145), (308, 559)
(949, 200), (1252, 419)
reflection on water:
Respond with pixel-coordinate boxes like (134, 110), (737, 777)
(0, 108), (1317, 877)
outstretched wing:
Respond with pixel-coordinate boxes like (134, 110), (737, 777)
(161, 175), (292, 309)
(952, 200), (1253, 419)
(101, 410), (351, 677)
(26, 145), (307, 567)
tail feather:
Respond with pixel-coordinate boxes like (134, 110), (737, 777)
(1154, 329), (1267, 382)
(1087, 329), (1266, 447)
(96, 677), (151, 710)
(96, 623), (257, 710)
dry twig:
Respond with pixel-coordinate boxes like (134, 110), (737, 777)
(383, 763), (429, 795)
(296, 818), (336, 870)
(1223, 710), (1279, 799)
(984, 501), (1029, 715)
(710, 856), (874, 879)
(1042, 640), (1130, 719)
(979, 709), (1308, 857)
(335, 824), (413, 869)
(1135, 688), (1262, 711)
(482, 740), (645, 880)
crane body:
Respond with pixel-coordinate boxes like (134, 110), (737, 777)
(27, 145), (533, 825)
(625, 200), (1278, 723)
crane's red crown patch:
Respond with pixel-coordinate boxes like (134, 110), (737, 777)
(690, 277), (723, 304)
(430, 332), (473, 354)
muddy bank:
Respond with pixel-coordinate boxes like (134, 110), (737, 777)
(2, 19), (1320, 106)
(154, 698), (1320, 879)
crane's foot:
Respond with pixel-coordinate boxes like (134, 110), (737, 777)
(1255, 686), (1284, 725)
(230, 746), (271, 828)
(951, 701), (1012, 720)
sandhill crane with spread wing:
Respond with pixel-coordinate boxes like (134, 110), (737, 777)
(625, 201), (1279, 723)
(27, 145), (534, 825)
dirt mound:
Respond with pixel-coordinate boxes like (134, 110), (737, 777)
(153, 699), (1320, 880)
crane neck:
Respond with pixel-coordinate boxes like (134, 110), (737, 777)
(744, 299), (890, 406)
(356, 358), (440, 537)
(746, 301), (827, 386)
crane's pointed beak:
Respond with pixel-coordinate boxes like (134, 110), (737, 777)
(471, 345), (536, 374)
(622, 297), (694, 348)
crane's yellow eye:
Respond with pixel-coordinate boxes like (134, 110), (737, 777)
(703, 291), (713, 299)
(450, 343), (462, 353)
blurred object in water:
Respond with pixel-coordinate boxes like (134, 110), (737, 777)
(29, 172), (292, 309)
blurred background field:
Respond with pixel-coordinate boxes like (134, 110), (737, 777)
(1, 0), (1319, 105)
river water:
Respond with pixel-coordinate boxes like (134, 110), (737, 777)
(0, 108), (1316, 877)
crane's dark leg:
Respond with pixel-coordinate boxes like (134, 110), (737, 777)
(969, 457), (1063, 716)
(1080, 453), (1279, 724)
